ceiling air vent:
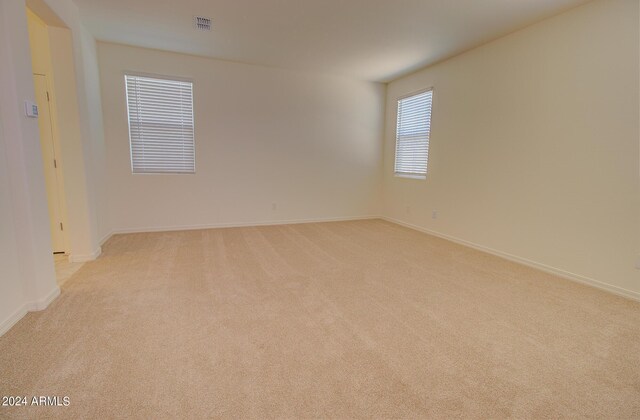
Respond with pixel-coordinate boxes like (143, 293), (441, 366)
(194, 16), (212, 31)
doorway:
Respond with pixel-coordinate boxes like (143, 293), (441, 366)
(32, 73), (66, 253)
(26, 4), (92, 284)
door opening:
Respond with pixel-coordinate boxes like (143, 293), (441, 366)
(33, 73), (66, 254)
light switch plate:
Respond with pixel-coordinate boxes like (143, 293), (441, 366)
(24, 101), (38, 118)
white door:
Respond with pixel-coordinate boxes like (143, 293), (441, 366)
(33, 74), (65, 253)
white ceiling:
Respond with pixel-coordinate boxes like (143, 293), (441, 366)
(73, 0), (591, 82)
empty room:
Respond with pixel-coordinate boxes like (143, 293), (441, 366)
(0, 0), (639, 418)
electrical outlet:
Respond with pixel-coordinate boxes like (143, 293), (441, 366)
(271, 203), (277, 211)
(432, 210), (438, 219)
(635, 255), (640, 270)
(405, 206), (411, 215)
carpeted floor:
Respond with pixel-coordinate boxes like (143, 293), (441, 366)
(0, 219), (639, 418)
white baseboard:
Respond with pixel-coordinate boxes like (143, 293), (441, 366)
(382, 216), (640, 302)
(69, 247), (102, 263)
(99, 231), (113, 246)
(107, 215), (380, 236)
(0, 304), (29, 337)
(29, 286), (60, 311)
(0, 286), (60, 337)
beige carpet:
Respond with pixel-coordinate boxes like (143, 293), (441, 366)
(1, 219), (639, 419)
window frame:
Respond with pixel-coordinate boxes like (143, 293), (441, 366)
(394, 87), (434, 180)
(124, 71), (196, 175)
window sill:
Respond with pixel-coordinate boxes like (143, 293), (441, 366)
(394, 173), (426, 180)
(132, 171), (196, 175)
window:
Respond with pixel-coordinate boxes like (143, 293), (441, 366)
(125, 74), (195, 174)
(394, 89), (433, 179)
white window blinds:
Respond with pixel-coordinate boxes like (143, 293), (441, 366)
(394, 89), (433, 178)
(125, 74), (195, 174)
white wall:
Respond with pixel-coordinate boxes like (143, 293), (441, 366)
(0, 0), (59, 335)
(0, 117), (29, 335)
(78, 25), (108, 244)
(383, 0), (640, 298)
(98, 43), (385, 233)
